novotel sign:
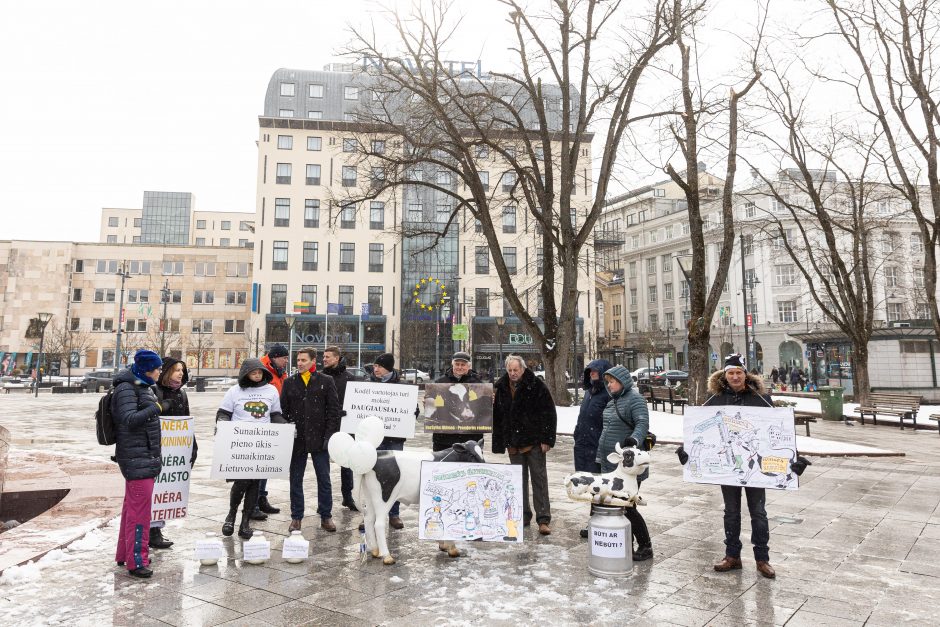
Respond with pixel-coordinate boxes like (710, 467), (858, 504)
(293, 331), (353, 344)
(361, 55), (484, 78)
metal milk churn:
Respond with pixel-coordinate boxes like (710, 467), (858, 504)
(587, 505), (632, 577)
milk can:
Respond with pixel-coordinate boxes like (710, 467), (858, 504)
(587, 505), (632, 577)
(281, 530), (310, 563)
(243, 532), (271, 565)
(195, 532), (225, 566)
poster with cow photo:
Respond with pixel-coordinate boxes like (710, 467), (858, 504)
(418, 462), (524, 543)
(682, 406), (799, 490)
(422, 383), (494, 433)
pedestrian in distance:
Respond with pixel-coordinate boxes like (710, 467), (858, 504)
(431, 351), (484, 453)
(112, 349), (164, 579)
(253, 344), (290, 520)
(284, 347), (342, 533)
(321, 345), (361, 512)
(573, 359), (612, 539)
(369, 352), (410, 529)
(148, 356), (198, 550)
(216, 358), (285, 540)
(595, 365), (653, 561)
(492, 355), (557, 536)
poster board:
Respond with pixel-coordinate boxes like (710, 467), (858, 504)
(151, 417), (194, 521)
(210, 422), (295, 479)
(682, 406), (799, 490)
(341, 381), (418, 439)
(418, 462), (524, 543)
(422, 383), (494, 433)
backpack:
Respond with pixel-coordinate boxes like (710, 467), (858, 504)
(95, 388), (116, 445)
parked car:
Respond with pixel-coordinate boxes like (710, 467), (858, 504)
(649, 370), (689, 386)
(82, 370), (116, 390)
(533, 369), (571, 381)
(346, 366), (369, 380)
(402, 368), (429, 383)
(631, 367), (663, 383)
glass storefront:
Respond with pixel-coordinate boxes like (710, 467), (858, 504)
(469, 317), (584, 381)
(265, 315), (387, 367)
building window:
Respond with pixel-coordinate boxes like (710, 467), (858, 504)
(196, 220), (206, 229)
(504, 247), (517, 275)
(304, 199), (320, 227)
(220, 238), (230, 246)
(277, 135), (293, 149)
(368, 286), (383, 315)
(774, 265), (798, 286)
(226, 262), (250, 277)
(480, 171), (489, 191)
(664, 283), (673, 300)
(536, 247), (543, 275)
(170, 290), (182, 303)
(302, 241), (318, 271)
(777, 300), (798, 323)
(344, 86), (359, 100)
(648, 286), (657, 303)
(887, 302), (903, 322)
(646, 258), (656, 275)
(108, 216), (119, 227)
(70, 317), (80, 331)
(193, 290), (215, 305)
(629, 261), (637, 278)
(648, 313), (659, 330)
(276, 163), (291, 184)
(221, 221), (231, 230)
(630, 288), (637, 306)
(272, 198), (290, 226)
(127, 289), (150, 303)
(74, 259), (84, 273)
(342, 166), (357, 187)
(226, 291), (248, 305)
(278, 109), (294, 117)
(474, 218), (483, 233)
(501, 171), (516, 193)
(271, 284), (287, 314)
(343, 138), (358, 152)
(338, 285), (354, 314)
(301, 285), (317, 313)
(224, 319), (246, 334)
(371, 140), (385, 154)
(662, 255), (672, 273)
(340, 242), (355, 272)
(192, 319), (213, 333)
(502, 205), (517, 233)
(272, 241), (289, 270)
(664, 311), (675, 329)
(475, 246), (489, 274)
(72, 288), (82, 302)
(408, 202), (423, 222)
(885, 266), (900, 288)
(307, 111), (322, 119)
(369, 243), (384, 272)
(914, 267), (925, 288)
(436, 202), (451, 223)
(305, 164), (321, 185)
(340, 203), (356, 228)
(742, 234), (754, 255)
(475, 288), (489, 316)
(744, 201), (756, 218)
(307, 136), (322, 151)
(308, 83), (323, 98)
(915, 302), (930, 320)
(106, 235), (117, 243)
(280, 82), (295, 96)
(911, 233), (925, 254)
(370, 202), (385, 229)
(94, 288), (116, 303)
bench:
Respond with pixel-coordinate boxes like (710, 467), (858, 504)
(930, 414), (940, 437)
(854, 393), (922, 429)
(649, 386), (688, 414)
(793, 411), (818, 437)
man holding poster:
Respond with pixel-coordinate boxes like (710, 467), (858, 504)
(678, 354), (810, 580)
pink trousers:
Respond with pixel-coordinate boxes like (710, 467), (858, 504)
(115, 477), (155, 570)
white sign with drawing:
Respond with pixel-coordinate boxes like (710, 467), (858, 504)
(682, 406), (799, 490)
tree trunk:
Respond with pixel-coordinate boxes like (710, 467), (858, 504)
(687, 325), (712, 405)
(851, 341), (871, 407)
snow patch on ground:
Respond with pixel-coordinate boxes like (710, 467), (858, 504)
(0, 517), (116, 587)
(389, 575), (404, 583)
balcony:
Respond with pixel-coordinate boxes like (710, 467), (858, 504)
(594, 227), (625, 247)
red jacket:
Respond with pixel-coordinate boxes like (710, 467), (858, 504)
(260, 355), (288, 394)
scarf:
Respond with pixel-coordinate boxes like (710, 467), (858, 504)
(165, 379), (183, 391)
(130, 364), (156, 386)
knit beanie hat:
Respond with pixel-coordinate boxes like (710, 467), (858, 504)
(374, 353), (395, 371)
(723, 353), (747, 372)
(268, 344), (289, 359)
(131, 349), (163, 384)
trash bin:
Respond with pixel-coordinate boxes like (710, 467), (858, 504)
(194, 377), (207, 393)
(818, 386), (844, 421)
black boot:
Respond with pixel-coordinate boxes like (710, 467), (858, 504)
(238, 510), (254, 540)
(149, 527), (174, 549)
(633, 543), (653, 561)
(257, 496), (280, 514)
(342, 496), (359, 512)
(222, 509), (237, 536)
(223, 482), (246, 537)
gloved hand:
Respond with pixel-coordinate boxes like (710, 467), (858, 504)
(791, 456), (811, 476)
(340, 410), (347, 417)
(621, 436), (639, 449)
(676, 445), (689, 465)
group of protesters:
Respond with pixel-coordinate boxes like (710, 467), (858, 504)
(111, 342), (804, 580)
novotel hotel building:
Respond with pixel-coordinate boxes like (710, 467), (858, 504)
(252, 65), (594, 376)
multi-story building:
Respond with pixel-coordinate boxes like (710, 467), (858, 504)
(251, 67), (595, 376)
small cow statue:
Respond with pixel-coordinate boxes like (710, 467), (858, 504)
(564, 442), (651, 507)
(331, 435), (485, 564)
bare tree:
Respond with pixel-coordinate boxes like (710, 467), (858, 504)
(41, 323), (94, 380)
(340, 0), (700, 401)
(824, 0), (940, 344)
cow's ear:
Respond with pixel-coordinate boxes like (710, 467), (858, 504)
(477, 439), (484, 448)
(606, 452), (622, 464)
(453, 443), (467, 452)
(614, 442), (623, 454)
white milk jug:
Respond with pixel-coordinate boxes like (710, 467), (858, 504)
(195, 532), (225, 566)
(282, 530), (310, 563)
(243, 533), (271, 565)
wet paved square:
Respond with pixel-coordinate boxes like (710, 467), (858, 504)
(1, 391), (939, 625)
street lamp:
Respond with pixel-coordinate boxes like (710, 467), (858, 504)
(114, 263), (131, 371)
(495, 316), (506, 380)
(160, 280), (171, 356)
(34, 312), (53, 397)
(435, 296), (451, 378)
(284, 313), (296, 376)
(746, 276), (761, 369)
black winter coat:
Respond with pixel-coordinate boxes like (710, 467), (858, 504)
(573, 359), (612, 454)
(281, 370), (341, 452)
(492, 368), (557, 454)
(431, 367), (485, 452)
(322, 359), (359, 405)
(111, 368), (162, 481)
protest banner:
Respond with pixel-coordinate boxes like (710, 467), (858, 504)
(210, 422), (295, 480)
(682, 406), (799, 490)
(418, 462), (524, 543)
(151, 417), (194, 521)
(341, 381), (418, 439)
(422, 382), (494, 433)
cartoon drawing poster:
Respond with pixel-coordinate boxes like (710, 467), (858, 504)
(682, 406), (800, 490)
(418, 462), (524, 543)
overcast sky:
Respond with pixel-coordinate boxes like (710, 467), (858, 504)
(0, 0), (798, 242)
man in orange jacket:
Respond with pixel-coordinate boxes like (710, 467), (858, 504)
(251, 344), (290, 519)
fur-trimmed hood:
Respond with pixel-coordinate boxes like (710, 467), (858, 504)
(707, 369), (767, 396)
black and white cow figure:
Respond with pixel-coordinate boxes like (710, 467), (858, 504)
(330, 434), (485, 564)
(564, 442), (651, 507)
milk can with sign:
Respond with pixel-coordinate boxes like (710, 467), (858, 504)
(587, 505), (632, 577)
(243, 533), (271, 565)
(281, 530), (310, 563)
(195, 532), (225, 566)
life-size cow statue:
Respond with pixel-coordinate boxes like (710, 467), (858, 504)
(564, 442), (651, 507)
(329, 431), (485, 564)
